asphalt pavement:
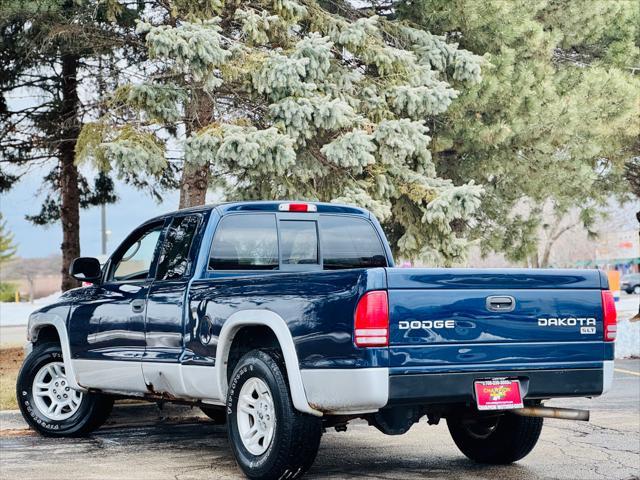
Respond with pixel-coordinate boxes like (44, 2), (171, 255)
(0, 360), (638, 480)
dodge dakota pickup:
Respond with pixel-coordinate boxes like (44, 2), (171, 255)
(17, 201), (616, 479)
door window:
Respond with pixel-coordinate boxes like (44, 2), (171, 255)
(209, 214), (278, 270)
(155, 215), (201, 280)
(111, 225), (162, 281)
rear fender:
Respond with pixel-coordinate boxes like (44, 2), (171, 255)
(216, 309), (322, 417)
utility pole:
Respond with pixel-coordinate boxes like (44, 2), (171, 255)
(100, 203), (107, 256)
(98, 55), (109, 258)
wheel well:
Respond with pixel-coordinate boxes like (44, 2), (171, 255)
(226, 326), (281, 382)
(33, 325), (60, 346)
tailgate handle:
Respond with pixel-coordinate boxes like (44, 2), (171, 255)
(486, 295), (515, 312)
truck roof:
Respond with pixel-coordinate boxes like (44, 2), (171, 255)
(154, 200), (371, 220)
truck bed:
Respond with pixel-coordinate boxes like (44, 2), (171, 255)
(385, 267), (613, 404)
(387, 268), (609, 369)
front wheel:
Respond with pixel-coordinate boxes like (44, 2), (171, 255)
(17, 343), (113, 437)
(227, 350), (322, 479)
(447, 413), (543, 464)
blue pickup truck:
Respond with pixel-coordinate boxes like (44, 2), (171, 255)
(17, 201), (617, 479)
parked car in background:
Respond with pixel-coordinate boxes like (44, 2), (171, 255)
(621, 273), (640, 294)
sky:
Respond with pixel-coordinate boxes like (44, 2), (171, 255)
(0, 62), (191, 259)
(1, 163), (182, 259)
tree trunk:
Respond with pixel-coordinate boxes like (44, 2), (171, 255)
(540, 243), (552, 268)
(179, 162), (210, 208)
(539, 214), (580, 269)
(178, 92), (213, 208)
(530, 250), (541, 269)
(59, 53), (81, 292)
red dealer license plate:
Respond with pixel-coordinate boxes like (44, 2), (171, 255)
(474, 379), (523, 411)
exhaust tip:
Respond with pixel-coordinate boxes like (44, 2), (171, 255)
(512, 406), (590, 421)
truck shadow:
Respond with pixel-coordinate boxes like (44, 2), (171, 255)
(97, 416), (535, 480)
(1, 413), (535, 480)
(308, 427), (535, 479)
(93, 418), (534, 479)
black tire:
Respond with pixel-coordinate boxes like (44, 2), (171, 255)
(16, 342), (114, 437)
(447, 413), (543, 464)
(200, 405), (227, 424)
(226, 349), (322, 480)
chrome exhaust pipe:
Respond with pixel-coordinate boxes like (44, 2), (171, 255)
(511, 406), (590, 421)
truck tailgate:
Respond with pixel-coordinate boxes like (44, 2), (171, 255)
(385, 268), (609, 373)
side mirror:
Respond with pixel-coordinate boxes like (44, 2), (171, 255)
(70, 257), (102, 284)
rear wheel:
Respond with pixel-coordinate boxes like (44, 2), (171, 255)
(17, 343), (113, 437)
(447, 413), (543, 464)
(227, 349), (322, 479)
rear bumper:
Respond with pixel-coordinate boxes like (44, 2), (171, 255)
(301, 368), (389, 415)
(388, 365), (609, 406)
(299, 362), (612, 415)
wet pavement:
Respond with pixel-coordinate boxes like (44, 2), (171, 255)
(1, 360), (638, 480)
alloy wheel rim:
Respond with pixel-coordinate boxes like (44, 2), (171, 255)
(32, 361), (83, 421)
(236, 377), (276, 456)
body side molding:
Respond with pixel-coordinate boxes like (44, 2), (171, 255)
(216, 309), (322, 417)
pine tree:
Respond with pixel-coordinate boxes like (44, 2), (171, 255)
(625, 158), (640, 198)
(78, 0), (486, 264)
(0, 0), (175, 289)
(625, 157), (640, 223)
(0, 213), (17, 265)
(396, 0), (640, 266)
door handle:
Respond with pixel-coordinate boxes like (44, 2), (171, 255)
(131, 299), (145, 313)
(486, 295), (515, 312)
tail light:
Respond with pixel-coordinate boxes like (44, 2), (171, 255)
(278, 202), (317, 212)
(601, 290), (617, 342)
(354, 290), (389, 347)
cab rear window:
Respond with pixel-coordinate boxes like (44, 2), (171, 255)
(208, 213), (387, 271)
(280, 220), (319, 265)
(319, 216), (387, 269)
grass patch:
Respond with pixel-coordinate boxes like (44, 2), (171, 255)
(0, 347), (24, 410)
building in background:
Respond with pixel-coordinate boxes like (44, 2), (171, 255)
(594, 229), (639, 274)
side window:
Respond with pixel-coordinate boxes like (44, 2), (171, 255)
(155, 215), (200, 281)
(111, 224), (163, 281)
(319, 216), (387, 269)
(209, 214), (278, 270)
(280, 220), (318, 265)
